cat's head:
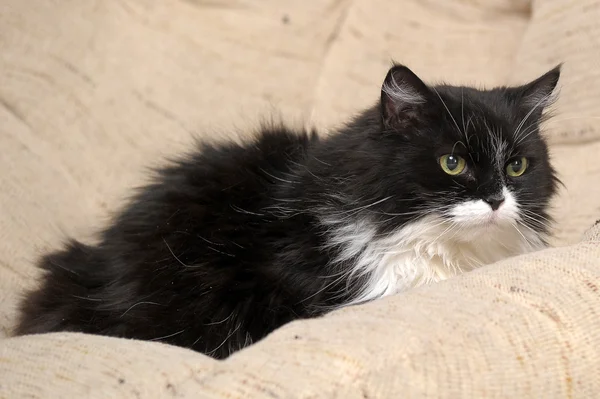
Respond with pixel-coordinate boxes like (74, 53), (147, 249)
(352, 64), (560, 242)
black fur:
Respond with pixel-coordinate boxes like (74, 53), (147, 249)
(16, 64), (560, 358)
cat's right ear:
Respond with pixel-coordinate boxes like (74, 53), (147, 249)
(380, 65), (430, 128)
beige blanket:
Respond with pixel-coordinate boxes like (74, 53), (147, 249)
(1, 0), (599, 397)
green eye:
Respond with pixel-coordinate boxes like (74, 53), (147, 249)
(506, 157), (528, 177)
(439, 154), (466, 176)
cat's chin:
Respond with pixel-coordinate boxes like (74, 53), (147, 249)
(475, 215), (514, 227)
(452, 215), (517, 242)
(473, 213), (508, 227)
(471, 218), (499, 229)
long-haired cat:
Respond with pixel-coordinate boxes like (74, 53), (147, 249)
(16, 64), (560, 359)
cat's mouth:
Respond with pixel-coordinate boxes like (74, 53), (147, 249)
(463, 211), (504, 229)
(484, 212), (500, 224)
(480, 217), (499, 228)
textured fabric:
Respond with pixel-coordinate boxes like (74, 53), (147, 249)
(1, 0), (600, 397)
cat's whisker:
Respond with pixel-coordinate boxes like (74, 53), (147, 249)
(515, 122), (543, 145)
(518, 213), (553, 232)
(451, 140), (468, 155)
(432, 87), (464, 136)
(516, 205), (553, 216)
(509, 222), (537, 250)
(519, 209), (553, 224)
(518, 215), (551, 228)
(517, 223), (551, 245)
(466, 114), (476, 140)
(523, 216), (553, 228)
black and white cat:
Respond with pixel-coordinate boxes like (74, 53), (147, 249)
(16, 64), (560, 359)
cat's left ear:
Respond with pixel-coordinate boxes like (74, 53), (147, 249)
(514, 64), (561, 118)
(380, 64), (431, 128)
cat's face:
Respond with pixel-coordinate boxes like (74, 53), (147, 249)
(372, 65), (560, 241)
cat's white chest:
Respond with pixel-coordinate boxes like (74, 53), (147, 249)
(325, 214), (545, 306)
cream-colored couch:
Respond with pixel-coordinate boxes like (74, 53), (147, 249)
(1, 1), (599, 397)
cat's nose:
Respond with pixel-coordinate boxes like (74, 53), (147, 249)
(483, 196), (505, 211)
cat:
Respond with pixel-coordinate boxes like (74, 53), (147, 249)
(16, 63), (561, 359)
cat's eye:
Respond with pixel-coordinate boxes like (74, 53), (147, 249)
(506, 157), (528, 177)
(439, 154), (466, 176)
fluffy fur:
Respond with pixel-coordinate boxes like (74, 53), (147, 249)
(16, 64), (561, 359)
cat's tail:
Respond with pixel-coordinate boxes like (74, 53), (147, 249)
(14, 240), (107, 336)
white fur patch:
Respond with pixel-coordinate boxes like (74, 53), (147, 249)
(323, 187), (544, 307)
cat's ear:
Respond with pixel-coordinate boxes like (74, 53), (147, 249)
(380, 64), (430, 128)
(515, 64), (561, 118)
